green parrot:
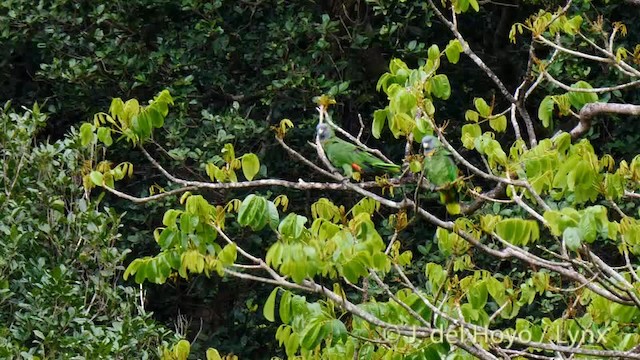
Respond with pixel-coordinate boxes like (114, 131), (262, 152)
(316, 124), (400, 178)
(421, 135), (460, 215)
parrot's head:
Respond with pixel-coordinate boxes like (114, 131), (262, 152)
(316, 123), (333, 143)
(421, 135), (439, 157)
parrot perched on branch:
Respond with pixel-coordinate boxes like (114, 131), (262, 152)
(421, 135), (460, 215)
(316, 124), (400, 178)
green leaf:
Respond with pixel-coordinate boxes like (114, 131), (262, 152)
(278, 213), (308, 240)
(89, 171), (104, 186)
(465, 110), (479, 122)
(563, 15), (583, 35)
(429, 74), (451, 100)
(80, 123), (94, 146)
(391, 88), (417, 114)
(489, 115), (507, 132)
(33, 329), (45, 340)
(109, 98), (125, 119)
(174, 340), (190, 360)
(469, 0), (479, 11)
(96, 127), (113, 146)
(467, 281), (488, 309)
(123, 98), (140, 122)
(132, 114), (151, 139)
(427, 44), (440, 61)
(444, 39), (463, 64)
(389, 58), (409, 75)
(538, 96), (555, 128)
(326, 319), (348, 345)
(372, 108), (388, 138)
(242, 153), (260, 181)
(563, 227), (582, 251)
(206, 349), (222, 360)
(495, 218), (540, 246)
(238, 195), (269, 231)
(263, 287), (278, 322)
(267, 201), (280, 231)
(568, 81), (598, 110)
(146, 106), (164, 128)
(301, 321), (324, 350)
(218, 243), (237, 265)
(461, 124), (482, 149)
(279, 291), (292, 324)
(222, 143), (236, 164)
(474, 98), (491, 117)
(162, 209), (182, 227)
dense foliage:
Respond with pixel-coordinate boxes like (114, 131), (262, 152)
(0, 103), (177, 358)
(3, 0), (640, 359)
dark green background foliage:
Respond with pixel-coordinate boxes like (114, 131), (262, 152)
(0, 104), (176, 358)
(3, 0), (640, 358)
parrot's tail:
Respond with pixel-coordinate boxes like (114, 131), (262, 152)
(439, 188), (460, 215)
(374, 162), (401, 174)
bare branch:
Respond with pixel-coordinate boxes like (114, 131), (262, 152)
(425, 0), (535, 146)
(571, 103), (640, 139)
(543, 72), (640, 93)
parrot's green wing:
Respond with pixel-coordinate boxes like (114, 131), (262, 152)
(323, 137), (400, 176)
(423, 148), (460, 214)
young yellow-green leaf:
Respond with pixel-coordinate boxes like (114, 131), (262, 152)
(563, 15), (583, 35)
(427, 44), (440, 61)
(222, 143), (235, 164)
(80, 123), (95, 146)
(429, 74), (451, 100)
(174, 340), (191, 360)
(218, 243), (237, 265)
(206, 349), (222, 360)
(96, 126), (113, 146)
(538, 96), (555, 128)
(461, 124), (482, 149)
(162, 209), (182, 227)
(391, 88), (417, 114)
(372, 108), (388, 139)
(123, 258), (143, 281)
(123, 98), (140, 122)
(474, 98), (491, 117)
(205, 163), (219, 182)
(263, 287), (279, 322)
(388, 58), (409, 75)
(489, 115), (507, 132)
(242, 153), (260, 180)
(89, 171), (104, 186)
(444, 39), (463, 64)
(410, 160), (422, 173)
(109, 98), (125, 119)
(465, 110), (479, 122)
(469, 0), (479, 11)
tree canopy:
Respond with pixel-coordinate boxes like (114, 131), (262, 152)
(3, 0), (640, 359)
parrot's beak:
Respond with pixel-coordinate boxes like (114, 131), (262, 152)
(424, 149), (435, 158)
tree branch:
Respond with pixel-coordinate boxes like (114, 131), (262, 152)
(570, 103), (640, 139)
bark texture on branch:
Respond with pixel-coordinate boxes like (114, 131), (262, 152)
(571, 102), (640, 139)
